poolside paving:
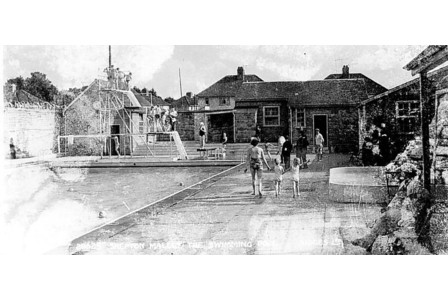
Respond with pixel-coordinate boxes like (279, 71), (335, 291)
(69, 154), (383, 255)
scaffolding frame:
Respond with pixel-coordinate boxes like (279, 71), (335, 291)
(57, 79), (188, 159)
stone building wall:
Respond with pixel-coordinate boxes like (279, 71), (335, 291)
(291, 106), (359, 153)
(176, 112), (195, 141)
(4, 106), (57, 157)
(63, 80), (133, 155)
(234, 108), (257, 143)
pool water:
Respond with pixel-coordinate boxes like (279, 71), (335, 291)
(1, 165), (228, 254)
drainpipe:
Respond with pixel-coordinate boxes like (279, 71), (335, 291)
(419, 72), (431, 192)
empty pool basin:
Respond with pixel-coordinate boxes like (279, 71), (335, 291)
(329, 167), (388, 204)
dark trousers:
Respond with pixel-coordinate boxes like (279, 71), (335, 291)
(284, 155), (291, 170)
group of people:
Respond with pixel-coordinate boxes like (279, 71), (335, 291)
(361, 123), (390, 166)
(148, 106), (178, 132)
(103, 65), (132, 90)
(245, 127), (325, 199)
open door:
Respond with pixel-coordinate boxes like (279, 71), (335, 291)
(313, 115), (328, 147)
(111, 125), (120, 155)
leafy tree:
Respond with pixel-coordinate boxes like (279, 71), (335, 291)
(164, 97), (175, 104)
(133, 86), (141, 93)
(7, 76), (25, 90)
(24, 72), (58, 102)
(6, 72), (58, 102)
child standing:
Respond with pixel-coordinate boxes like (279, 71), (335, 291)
(291, 157), (302, 198)
(273, 158), (284, 197)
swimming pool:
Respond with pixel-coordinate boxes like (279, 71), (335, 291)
(1, 165), (229, 254)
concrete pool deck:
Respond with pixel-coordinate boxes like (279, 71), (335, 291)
(68, 154), (383, 255)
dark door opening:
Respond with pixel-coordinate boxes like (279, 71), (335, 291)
(111, 125), (120, 155)
(313, 115), (328, 147)
(207, 113), (234, 143)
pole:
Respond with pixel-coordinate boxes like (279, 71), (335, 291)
(109, 45), (112, 68)
(179, 68), (183, 98)
(420, 72), (431, 192)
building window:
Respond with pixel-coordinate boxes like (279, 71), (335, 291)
(295, 108), (306, 128)
(139, 113), (144, 133)
(263, 106), (280, 127)
(396, 101), (420, 133)
(205, 98), (209, 105)
(219, 97), (229, 106)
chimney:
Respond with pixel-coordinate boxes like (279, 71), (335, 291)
(237, 66), (245, 81)
(186, 92), (192, 98)
(342, 65), (350, 78)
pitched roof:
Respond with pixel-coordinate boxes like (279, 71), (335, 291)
(404, 45), (448, 73)
(237, 79), (369, 107)
(172, 94), (195, 108)
(361, 65), (448, 105)
(135, 93), (170, 107)
(197, 74), (263, 97)
(324, 73), (387, 97)
(3, 85), (50, 105)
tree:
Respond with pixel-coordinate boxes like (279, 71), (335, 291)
(133, 86), (141, 93)
(6, 72), (58, 102)
(24, 72), (58, 103)
(164, 97), (175, 104)
(7, 76), (25, 90)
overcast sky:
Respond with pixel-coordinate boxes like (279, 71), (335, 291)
(3, 45), (429, 99)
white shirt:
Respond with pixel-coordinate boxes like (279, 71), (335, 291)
(315, 133), (324, 146)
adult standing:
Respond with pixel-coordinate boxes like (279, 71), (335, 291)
(199, 122), (206, 149)
(125, 72), (132, 91)
(277, 135), (286, 163)
(170, 108), (178, 131)
(282, 135), (293, 170)
(9, 138), (16, 159)
(255, 125), (262, 142)
(379, 124), (390, 166)
(246, 138), (271, 198)
(315, 128), (324, 161)
(296, 130), (309, 168)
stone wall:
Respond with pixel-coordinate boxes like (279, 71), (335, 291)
(291, 106), (359, 153)
(63, 81), (133, 155)
(177, 112), (195, 141)
(234, 108), (257, 143)
(4, 107), (57, 158)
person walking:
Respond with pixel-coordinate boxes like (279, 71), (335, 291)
(245, 138), (271, 198)
(296, 130), (309, 168)
(199, 122), (206, 149)
(315, 128), (324, 161)
(282, 135), (293, 170)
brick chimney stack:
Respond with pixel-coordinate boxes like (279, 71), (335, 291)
(342, 65), (350, 78)
(237, 66), (245, 81)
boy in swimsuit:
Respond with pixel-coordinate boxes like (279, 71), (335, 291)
(245, 138), (271, 198)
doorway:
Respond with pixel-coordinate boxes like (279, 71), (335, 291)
(110, 125), (120, 155)
(313, 115), (328, 147)
(207, 113), (234, 143)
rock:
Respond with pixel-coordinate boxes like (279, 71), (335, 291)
(429, 202), (448, 254)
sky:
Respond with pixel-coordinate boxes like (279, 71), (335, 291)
(2, 45), (429, 99)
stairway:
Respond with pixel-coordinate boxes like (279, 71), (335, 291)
(132, 140), (252, 159)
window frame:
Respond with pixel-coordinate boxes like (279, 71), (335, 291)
(263, 105), (281, 127)
(219, 97), (229, 106)
(295, 108), (306, 128)
(395, 100), (420, 134)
